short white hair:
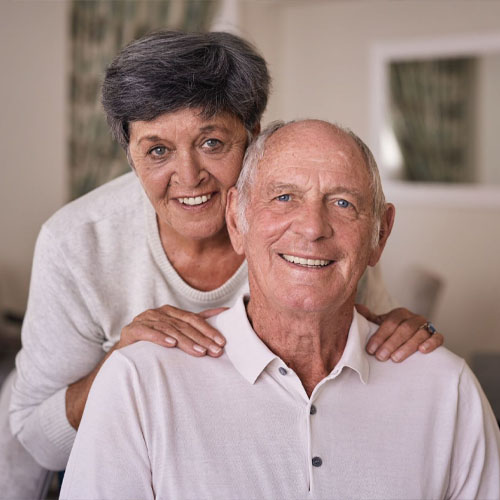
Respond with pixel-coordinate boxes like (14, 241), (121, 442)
(235, 119), (387, 247)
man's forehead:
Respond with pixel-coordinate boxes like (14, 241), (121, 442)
(257, 121), (366, 180)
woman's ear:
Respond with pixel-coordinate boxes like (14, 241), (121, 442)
(368, 203), (396, 266)
(251, 122), (261, 138)
(225, 187), (245, 256)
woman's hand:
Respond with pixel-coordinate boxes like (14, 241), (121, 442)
(117, 305), (228, 357)
(356, 305), (444, 362)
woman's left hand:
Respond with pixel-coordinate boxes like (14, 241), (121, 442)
(356, 305), (444, 362)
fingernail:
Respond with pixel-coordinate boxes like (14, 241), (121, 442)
(214, 336), (225, 346)
(209, 345), (222, 355)
(367, 343), (378, 355)
(193, 345), (207, 354)
(164, 337), (176, 345)
(377, 348), (390, 361)
(392, 351), (403, 362)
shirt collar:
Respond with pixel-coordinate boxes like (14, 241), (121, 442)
(213, 294), (373, 385)
(212, 294), (278, 384)
(329, 309), (372, 385)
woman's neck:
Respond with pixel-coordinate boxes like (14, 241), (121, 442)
(158, 217), (244, 291)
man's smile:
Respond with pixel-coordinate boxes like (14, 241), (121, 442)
(279, 253), (333, 268)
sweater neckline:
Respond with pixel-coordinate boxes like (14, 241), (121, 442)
(144, 193), (248, 304)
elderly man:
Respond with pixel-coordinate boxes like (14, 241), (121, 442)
(61, 120), (500, 499)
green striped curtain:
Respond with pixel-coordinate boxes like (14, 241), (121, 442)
(389, 57), (475, 183)
(70, 0), (218, 199)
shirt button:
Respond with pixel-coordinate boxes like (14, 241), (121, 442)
(312, 456), (323, 467)
(310, 405), (317, 415)
(278, 367), (288, 375)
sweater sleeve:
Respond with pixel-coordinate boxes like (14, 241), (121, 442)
(447, 363), (500, 499)
(9, 225), (106, 470)
(60, 351), (154, 500)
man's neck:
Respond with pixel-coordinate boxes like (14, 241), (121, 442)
(246, 295), (355, 397)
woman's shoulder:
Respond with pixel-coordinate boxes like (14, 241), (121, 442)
(44, 172), (143, 239)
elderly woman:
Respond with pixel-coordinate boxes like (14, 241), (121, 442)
(3, 31), (441, 497)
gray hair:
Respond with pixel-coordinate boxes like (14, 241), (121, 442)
(102, 30), (271, 150)
(235, 120), (386, 247)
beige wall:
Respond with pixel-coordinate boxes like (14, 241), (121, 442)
(0, 1), (68, 313)
(241, 0), (500, 361)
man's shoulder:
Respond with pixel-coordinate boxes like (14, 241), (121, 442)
(368, 339), (467, 387)
(43, 172), (142, 240)
(112, 341), (233, 380)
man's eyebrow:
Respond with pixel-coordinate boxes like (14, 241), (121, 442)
(267, 183), (364, 198)
(267, 183), (302, 193)
(328, 186), (365, 198)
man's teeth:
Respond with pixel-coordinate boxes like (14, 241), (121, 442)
(282, 254), (331, 267)
(179, 194), (212, 206)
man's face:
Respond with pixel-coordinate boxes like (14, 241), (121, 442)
(228, 121), (393, 315)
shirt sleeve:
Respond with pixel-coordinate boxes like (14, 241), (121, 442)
(356, 264), (398, 314)
(447, 363), (500, 499)
(60, 351), (154, 500)
(9, 225), (106, 470)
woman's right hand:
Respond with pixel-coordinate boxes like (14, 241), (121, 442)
(117, 305), (228, 357)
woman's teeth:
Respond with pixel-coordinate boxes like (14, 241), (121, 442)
(179, 194), (212, 206)
(282, 254), (331, 267)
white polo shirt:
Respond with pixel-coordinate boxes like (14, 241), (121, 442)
(61, 295), (500, 499)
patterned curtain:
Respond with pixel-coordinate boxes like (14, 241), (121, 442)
(70, 0), (218, 199)
(389, 57), (475, 183)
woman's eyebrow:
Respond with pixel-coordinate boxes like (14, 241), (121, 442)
(137, 135), (164, 145)
(199, 124), (230, 134)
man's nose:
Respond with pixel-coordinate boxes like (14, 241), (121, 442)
(291, 201), (333, 241)
(173, 151), (207, 187)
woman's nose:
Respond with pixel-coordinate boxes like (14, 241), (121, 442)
(173, 151), (208, 187)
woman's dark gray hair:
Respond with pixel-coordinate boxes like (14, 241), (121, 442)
(102, 30), (270, 149)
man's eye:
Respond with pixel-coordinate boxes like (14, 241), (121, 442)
(149, 146), (167, 157)
(336, 199), (351, 208)
(276, 194), (291, 202)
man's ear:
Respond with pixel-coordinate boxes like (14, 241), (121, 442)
(368, 203), (396, 266)
(225, 187), (245, 256)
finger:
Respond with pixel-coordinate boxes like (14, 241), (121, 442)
(418, 332), (444, 353)
(390, 328), (433, 362)
(355, 304), (381, 325)
(198, 307), (228, 319)
(373, 314), (428, 361)
(120, 323), (178, 349)
(365, 308), (413, 355)
(157, 305), (226, 347)
(150, 318), (224, 357)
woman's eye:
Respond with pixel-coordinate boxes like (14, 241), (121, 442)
(203, 138), (222, 150)
(149, 146), (167, 157)
(276, 194), (291, 202)
(336, 199), (351, 208)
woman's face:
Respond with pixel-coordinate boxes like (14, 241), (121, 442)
(128, 108), (249, 242)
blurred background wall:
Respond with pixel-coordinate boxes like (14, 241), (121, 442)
(0, 0), (499, 365)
